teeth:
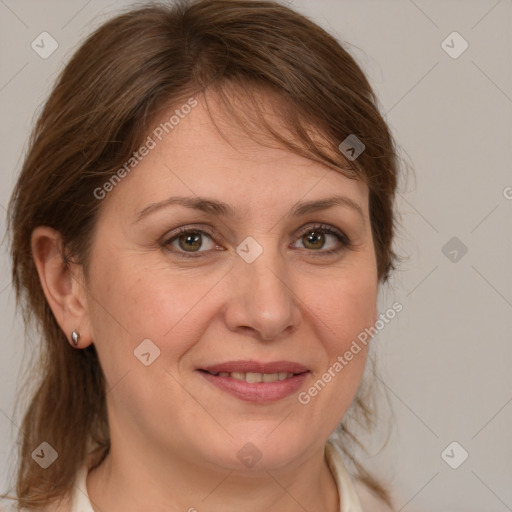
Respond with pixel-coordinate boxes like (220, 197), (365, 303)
(246, 372), (262, 383)
(214, 371), (294, 382)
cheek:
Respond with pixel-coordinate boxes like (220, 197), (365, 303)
(85, 250), (217, 366)
(88, 240), (378, 351)
(86, 224), (377, 394)
(302, 272), (377, 410)
(313, 269), (378, 348)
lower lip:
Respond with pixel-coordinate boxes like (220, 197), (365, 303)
(198, 371), (309, 403)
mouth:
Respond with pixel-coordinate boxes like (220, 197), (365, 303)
(197, 361), (310, 403)
(200, 370), (301, 383)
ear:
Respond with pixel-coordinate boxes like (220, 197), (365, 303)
(31, 226), (93, 348)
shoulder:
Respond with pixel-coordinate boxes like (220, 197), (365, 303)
(354, 480), (395, 512)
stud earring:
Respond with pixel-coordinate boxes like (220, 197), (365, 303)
(71, 330), (80, 346)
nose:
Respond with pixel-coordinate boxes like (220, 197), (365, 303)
(223, 242), (302, 341)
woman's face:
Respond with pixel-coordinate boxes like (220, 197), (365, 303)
(82, 95), (378, 472)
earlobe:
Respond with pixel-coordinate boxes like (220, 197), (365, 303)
(31, 226), (93, 348)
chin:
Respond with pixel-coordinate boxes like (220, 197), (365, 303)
(194, 428), (320, 473)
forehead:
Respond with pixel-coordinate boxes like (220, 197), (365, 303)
(100, 93), (369, 220)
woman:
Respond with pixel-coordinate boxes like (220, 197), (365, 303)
(5, 0), (399, 510)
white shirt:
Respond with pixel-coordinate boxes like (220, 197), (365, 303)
(70, 440), (367, 512)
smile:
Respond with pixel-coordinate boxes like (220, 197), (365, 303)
(205, 370), (299, 382)
(197, 361), (310, 402)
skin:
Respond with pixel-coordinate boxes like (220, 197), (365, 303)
(32, 92), (379, 512)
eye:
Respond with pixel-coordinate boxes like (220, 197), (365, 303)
(163, 227), (218, 256)
(291, 224), (351, 255)
(162, 223), (351, 258)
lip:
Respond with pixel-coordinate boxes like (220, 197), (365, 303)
(200, 360), (309, 374)
(197, 360), (310, 403)
(199, 371), (309, 403)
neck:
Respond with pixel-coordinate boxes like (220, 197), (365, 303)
(86, 434), (340, 512)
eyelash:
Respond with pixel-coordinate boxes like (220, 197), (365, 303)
(161, 223), (352, 259)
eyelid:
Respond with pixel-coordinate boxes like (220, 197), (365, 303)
(161, 224), (224, 244)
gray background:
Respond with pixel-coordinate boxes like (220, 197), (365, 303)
(1, 1), (511, 510)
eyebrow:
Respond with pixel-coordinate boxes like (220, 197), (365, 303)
(134, 194), (365, 224)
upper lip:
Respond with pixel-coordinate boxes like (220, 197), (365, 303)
(200, 360), (309, 374)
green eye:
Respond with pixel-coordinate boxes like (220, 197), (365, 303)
(165, 229), (216, 254)
(162, 223), (351, 259)
(292, 224), (351, 254)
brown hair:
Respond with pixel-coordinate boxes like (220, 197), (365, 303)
(5, 0), (399, 509)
